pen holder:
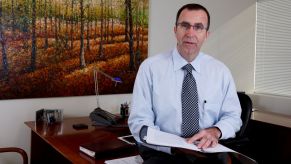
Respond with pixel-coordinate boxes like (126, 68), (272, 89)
(120, 103), (129, 119)
(36, 109), (63, 124)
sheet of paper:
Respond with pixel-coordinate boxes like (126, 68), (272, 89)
(105, 155), (143, 164)
(146, 127), (235, 153)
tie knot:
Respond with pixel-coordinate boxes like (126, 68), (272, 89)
(182, 64), (194, 74)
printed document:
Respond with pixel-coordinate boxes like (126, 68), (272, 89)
(145, 127), (235, 153)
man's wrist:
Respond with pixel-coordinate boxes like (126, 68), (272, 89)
(213, 127), (222, 139)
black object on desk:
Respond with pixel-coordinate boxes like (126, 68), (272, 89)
(89, 107), (121, 126)
(72, 123), (88, 130)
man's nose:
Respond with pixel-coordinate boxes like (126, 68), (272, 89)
(185, 27), (197, 36)
(185, 28), (198, 37)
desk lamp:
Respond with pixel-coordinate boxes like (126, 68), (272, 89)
(89, 67), (122, 126)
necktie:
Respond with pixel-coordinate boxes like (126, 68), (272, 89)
(181, 64), (199, 137)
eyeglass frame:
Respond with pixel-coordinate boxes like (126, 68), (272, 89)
(176, 22), (209, 33)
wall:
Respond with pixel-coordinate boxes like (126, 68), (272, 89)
(0, 0), (256, 163)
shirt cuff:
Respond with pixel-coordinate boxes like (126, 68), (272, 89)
(139, 125), (172, 154)
(213, 126), (222, 139)
(215, 122), (236, 139)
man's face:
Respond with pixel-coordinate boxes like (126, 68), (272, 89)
(174, 9), (209, 60)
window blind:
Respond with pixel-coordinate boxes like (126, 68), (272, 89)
(255, 0), (291, 97)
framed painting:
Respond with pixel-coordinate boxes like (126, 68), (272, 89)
(0, 0), (148, 100)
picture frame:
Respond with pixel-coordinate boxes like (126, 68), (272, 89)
(0, 0), (149, 100)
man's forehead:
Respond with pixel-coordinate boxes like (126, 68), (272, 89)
(178, 17), (208, 24)
(178, 10), (208, 23)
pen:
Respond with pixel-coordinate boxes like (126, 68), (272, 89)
(193, 141), (205, 152)
(193, 141), (200, 145)
(203, 100), (207, 109)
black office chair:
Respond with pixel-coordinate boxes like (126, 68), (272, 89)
(0, 147), (28, 164)
(220, 92), (253, 153)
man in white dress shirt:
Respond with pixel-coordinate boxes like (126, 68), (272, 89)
(128, 3), (242, 163)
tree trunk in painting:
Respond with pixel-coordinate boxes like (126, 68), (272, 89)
(86, 3), (90, 51)
(106, 1), (110, 43)
(64, 0), (69, 49)
(141, 0), (146, 57)
(37, 0), (42, 36)
(124, 0), (129, 42)
(79, 0), (86, 68)
(57, 3), (61, 41)
(70, 0), (74, 50)
(11, 0), (15, 39)
(0, 1), (9, 81)
(94, 13), (97, 41)
(22, 0), (30, 49)
(49, 0), (53, 34)
(30, 0), (37, 72)
(44, 0), (49, 49)
(98, 0), (104, 58)
(110, 0), (114, 43)
(54, 2), (59, 43)
(135, 1), (141, 65)
(127, 0), (135, 70)
(103, 0), (108, 44)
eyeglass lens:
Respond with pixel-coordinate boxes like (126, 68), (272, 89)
(178, 22), (206, 32)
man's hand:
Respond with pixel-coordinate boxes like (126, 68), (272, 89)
(186, 127), (221, 149)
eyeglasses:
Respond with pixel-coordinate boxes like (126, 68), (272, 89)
(176, 22), (208, 33)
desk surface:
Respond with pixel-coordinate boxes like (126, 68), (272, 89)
(25, 117), (137, 164)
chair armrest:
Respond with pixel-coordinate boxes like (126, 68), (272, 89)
(219, 137), (250, 150)
(0, 147), (28, 164)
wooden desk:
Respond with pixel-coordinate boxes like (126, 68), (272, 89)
(25, 117), (137, 164)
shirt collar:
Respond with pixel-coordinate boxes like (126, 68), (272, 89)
(172, 47), (202, 73)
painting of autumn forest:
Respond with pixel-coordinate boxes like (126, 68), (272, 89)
(0, 0), (148, 100)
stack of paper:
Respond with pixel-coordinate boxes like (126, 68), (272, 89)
(145, 127), (235, 153)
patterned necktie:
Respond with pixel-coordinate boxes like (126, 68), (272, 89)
(181, 64), (199, 138)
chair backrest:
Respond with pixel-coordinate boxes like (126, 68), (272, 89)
(0, 147), (28, 164)
(236, 92), (253, 138)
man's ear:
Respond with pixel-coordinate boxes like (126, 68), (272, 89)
(205, 31), (210, 40)
(174, 26), (177, 34)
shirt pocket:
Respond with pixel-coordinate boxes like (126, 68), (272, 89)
(202, 103), (221, 125)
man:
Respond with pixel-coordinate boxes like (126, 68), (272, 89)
(128, 3), (242, 163)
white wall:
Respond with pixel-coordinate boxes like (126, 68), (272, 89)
(0, 0), (256, 163)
